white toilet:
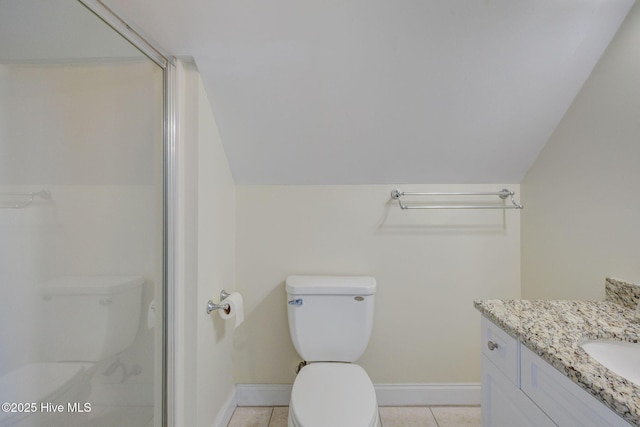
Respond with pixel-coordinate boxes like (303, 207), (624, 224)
(0, 275), (143, 427)
(286, 275), (380, 427)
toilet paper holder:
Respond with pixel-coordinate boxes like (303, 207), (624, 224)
(206, 290), (231, 314)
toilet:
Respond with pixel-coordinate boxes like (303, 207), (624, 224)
(286, 275), (380, 427)
(0, 275), (143, 427)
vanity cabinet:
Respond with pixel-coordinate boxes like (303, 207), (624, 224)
(481, 317), (555, 427)
(481, 316), (632, 427)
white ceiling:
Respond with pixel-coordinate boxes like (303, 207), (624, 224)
(104, 0), (633, 184)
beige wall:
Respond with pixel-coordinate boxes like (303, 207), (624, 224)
(195, 64), (237, 426)
(234, 184), (521, 384)
(175, 61), (236, 426)
(521, 2), (640, 300)
(187, 1), (640, 408)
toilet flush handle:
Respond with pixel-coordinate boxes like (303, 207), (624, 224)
(288, 299), (303, 306)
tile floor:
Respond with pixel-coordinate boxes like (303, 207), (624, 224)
(228, 406), (481, 427)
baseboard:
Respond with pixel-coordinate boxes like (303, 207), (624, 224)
(236, 384), (293, 406)
(375, 383), (480, 406)
(212, 388), (238, 427)
(235, 383), (481, 407)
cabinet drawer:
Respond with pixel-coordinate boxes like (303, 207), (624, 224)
(481, 316), (519, 386)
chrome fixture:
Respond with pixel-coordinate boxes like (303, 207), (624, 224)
(206, 290), (231, 314)
(391, 188), (523, 210)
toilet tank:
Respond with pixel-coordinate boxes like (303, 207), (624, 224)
(286, 275), (376, 363)
(37, 275), (144, 362)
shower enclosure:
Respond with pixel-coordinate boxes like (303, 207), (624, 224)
(0, 1), (172, 426)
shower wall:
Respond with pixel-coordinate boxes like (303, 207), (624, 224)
(0, 60), (162, 402)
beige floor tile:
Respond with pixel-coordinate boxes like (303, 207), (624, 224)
(379, 406), (438, 427)
(227, 407), (273, 427)
(430, 406), (481, 427)
(268, 407), (289, 427)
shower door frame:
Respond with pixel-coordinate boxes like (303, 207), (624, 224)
(76, 1), (177, 426)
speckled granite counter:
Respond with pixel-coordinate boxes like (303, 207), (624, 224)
(475, 278), (640, 426)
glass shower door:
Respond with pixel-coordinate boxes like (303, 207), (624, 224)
(0, 1), (166, 425)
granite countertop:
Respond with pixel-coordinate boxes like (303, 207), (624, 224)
(474, 278), (640, 426)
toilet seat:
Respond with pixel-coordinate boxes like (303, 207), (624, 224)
(289, 363), (379, 427)
(0, 363), (91, 426)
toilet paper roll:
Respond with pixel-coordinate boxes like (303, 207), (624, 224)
(219, 292), (244, 328)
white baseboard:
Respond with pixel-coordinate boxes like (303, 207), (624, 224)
(375, 383), (480, 406)
(236, 384), (293, 406)
(234, 383), (481, 407)
(213, 388), (238, 427)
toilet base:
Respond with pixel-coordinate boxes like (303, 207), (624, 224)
(288, 408), (380, 427)
(287, 363), (379, 427)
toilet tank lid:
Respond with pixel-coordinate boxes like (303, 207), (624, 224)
(37, 275), (144, 296)
(286, 275), (376, 295)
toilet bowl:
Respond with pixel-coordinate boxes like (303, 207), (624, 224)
(286, 275), (379, 427)
(0, 275), (143, 427)
(288, 363), (379, 427)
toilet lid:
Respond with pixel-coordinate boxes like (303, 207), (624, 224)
(290, 363), (378, 427)
(0, 363), (90, 424)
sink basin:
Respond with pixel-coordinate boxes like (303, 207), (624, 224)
(581, 340), (640, 387)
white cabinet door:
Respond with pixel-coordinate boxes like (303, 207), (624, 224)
(482, 355), (556, 427)
(520, 345), (632, 427)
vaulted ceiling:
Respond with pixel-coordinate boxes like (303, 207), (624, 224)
(104, 0), (633, 184)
